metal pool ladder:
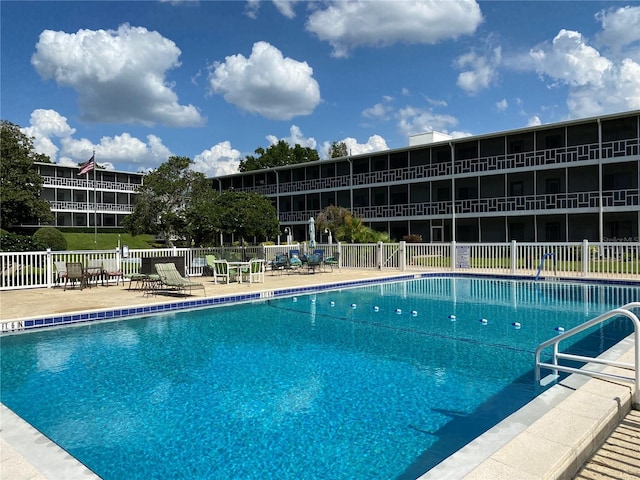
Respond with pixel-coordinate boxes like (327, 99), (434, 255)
(535, 302), (640, 408)
(534, 252), (556, 281)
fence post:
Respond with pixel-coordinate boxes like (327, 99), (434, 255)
(399, 241), (406, 272)
(337, 242), (342, 269)
(451, 240), (456, 271)
(511, 240), (517, 274)
(46, 248), (53, 288)
(377, 242), (383, 270)
(582, 239), (589, 277)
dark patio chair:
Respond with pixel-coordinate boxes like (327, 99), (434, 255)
(64, 262), (88, 291)
(324, 252), (340, 271)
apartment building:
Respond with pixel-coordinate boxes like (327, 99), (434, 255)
(214, 110), (640, 243)
(34, 163), (144, 229)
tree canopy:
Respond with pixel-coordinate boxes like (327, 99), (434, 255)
(187, 190), (280, 246)
(0, 120), (53, 229)
(329, 141), (348, 158)
(124, 156), (280, 246)
(123, 156), (209, 247)
(315, 205), (390, 243)
(239, 140), (320, 172)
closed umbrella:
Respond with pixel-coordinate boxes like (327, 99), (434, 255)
(309, 217), (316, 248)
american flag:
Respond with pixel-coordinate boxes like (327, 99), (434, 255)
(78, 155), (95, 175)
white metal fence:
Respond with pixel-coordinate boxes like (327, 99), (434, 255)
(1, 240), (638, 291)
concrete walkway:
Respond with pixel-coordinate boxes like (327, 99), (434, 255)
(1, 270), (638, 479)
(574, 409), (640, 480)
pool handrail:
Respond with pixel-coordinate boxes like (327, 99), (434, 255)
(535, 302), (640, 408)
(534, 252), (556, 281)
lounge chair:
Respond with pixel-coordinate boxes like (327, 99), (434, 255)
(154, 263), (205, 296)
(323, 252), (340, 271)
(64, 262), (88, 291)
(102, 259), (123, 286)
(242, 259), (265, 283)
(212, 260), (236, 284)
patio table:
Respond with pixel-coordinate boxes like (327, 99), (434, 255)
(227, 261), (251, 283)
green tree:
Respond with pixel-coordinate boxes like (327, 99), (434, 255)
(315, 205), (390, 243)
(187, 190), (279, 246)
(329, 141), (348, 158)
(123, 156), (209, 247)
(239, 140), (320, 172)
(0, 120), (53, 229)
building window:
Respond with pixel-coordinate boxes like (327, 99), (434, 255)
(510, 181), (523, 196)
(509, 140), (524, 154)
(457, 186), (477, 200)
(436, 187), (450, 202)
(546, 178), (561, 194)
(546, 223), (561, 241)
(509, 223), (525, 241)
(603, 173), (632, 190)
(545, 134), (562, 149)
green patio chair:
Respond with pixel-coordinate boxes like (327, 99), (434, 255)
(212, 260), (236, 284)
(242, 259), (265, 283)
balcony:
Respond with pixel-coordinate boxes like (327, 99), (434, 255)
(42, 176), (140, 192)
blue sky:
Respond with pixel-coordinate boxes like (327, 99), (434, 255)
(2, 1), (639, 176)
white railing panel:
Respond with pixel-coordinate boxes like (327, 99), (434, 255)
(1, 240), (639, 291)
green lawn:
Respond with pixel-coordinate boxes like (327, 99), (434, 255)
(62, 233), (154, 251)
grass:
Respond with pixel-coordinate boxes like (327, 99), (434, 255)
(62, 233), (154, 251)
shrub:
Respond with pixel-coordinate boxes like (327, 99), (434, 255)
(32, 227), (67, 251)
(402, 234), (423, 243)
(0, 231), (43, 252)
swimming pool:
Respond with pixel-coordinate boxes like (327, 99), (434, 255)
(1, 277), (638, 479)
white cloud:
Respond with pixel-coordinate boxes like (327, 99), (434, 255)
(192, 141), (242, 177)
(209, 41), (321, 120)
(529, 29), (640, 117)
(396, 107), (459, 137)
(266, 125), (317, 149)
(455, 47), (501, 95)
(530, 30), (611, 87)
(22, 108), (174, 171)
(31, 24), (204, 127)
(306, 0), (483, 58)
(273, 0), (300, 19)
(595, 6), (640, 55)
(244, 0), (260, 19)
(496, 99), (508, 112)
(362, 102), (391, 120)
(22, 109), (76, 162)
(59, 133), (173, 171)
(527, 115), (542, 127)
(319, 135), (388, 158)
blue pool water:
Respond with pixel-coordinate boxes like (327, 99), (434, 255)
(1, 277), (638, 479)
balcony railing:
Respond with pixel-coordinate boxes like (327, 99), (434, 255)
(43, 176), (140, 192)
(49, 201), (134, 213)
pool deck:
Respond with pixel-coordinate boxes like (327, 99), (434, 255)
(1, 269), (638, 479)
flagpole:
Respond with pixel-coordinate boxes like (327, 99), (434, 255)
(93, 150), (97, 247)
